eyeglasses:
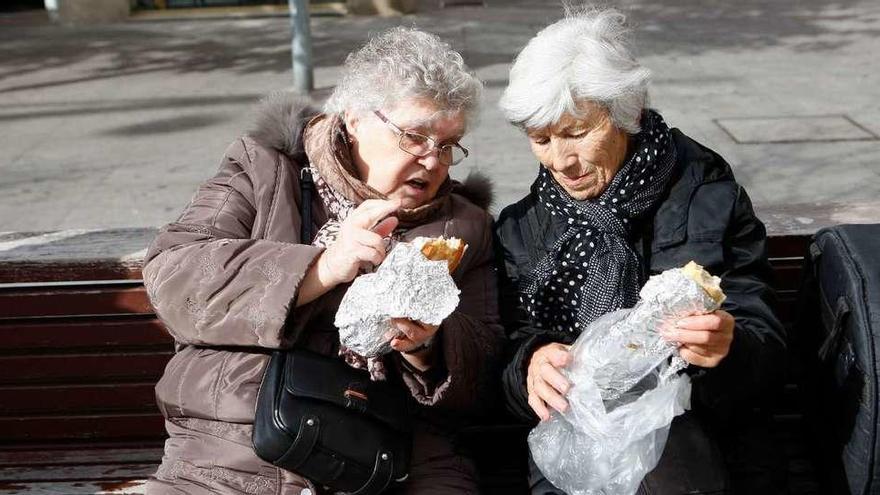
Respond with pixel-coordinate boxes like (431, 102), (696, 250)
(374, 110), (469, 166)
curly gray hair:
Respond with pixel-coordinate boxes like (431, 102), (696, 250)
(499, 7), (651, 134)
(324, 27), (483, 123)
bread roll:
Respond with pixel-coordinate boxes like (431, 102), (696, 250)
(681, 261), (726, 305)
(415, 237), (467, 273)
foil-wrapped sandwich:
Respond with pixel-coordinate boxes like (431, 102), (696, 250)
(589, 260), (727, 401)
(528, 261), (727, 495)
(334, 236), (466, 357)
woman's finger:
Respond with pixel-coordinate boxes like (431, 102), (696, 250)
(352, 231), (389, 260)
(679, 348), (720, 368)
(544, 345), (572, 368)
(391, 319), (437, 348)
(534, 378), (567, 411)
(395, 319), (438, 339)
(389, 336), (413, 352)
(675, 314), (724, 332)
(410, 320), (439, 336)
(352, 228), (385, 248)
(371, 216), (398, 237)
(680, 343), (714, 358)
(661, 327), (713, 345)
(394, 320), (421, 341)
(355, 245), (385, 266)
(383, 328), (402, 341)
(533, 378), (569, 413)
(539, 361), (571, 395)
(353, 198), (397, 215)
(348, 199), (401, 229)
(528, 393), (551, 422)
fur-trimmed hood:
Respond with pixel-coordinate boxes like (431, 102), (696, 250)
(248, 91), (493, 211)
(248, 91), (317, 162)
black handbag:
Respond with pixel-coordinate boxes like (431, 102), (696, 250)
(253, 348), (413, 494)
(252, 167), (413, 494)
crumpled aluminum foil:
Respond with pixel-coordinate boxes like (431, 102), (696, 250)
(334, 241), (460, 357)
(585, 268), (724, 403)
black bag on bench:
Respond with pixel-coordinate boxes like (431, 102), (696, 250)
(253, 348), (412, 494)
(799, 224), (880, 494)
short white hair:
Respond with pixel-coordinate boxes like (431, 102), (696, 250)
(499, 7), (651, 133)
(324, 27), (482, 122)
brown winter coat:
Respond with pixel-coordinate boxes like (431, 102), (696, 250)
(143, 93), (503, 494)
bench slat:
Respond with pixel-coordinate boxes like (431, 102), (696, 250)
(0, 463), (156, 482)
(0, 262), (143, 285)
(766, 235), (811, 259)
(0, 383), (158, 416)
(0, 353), (172, 385)
(0, 413), (165, 443)
(0, 285), (152, 319)
(0, 317), (171, 352)
(0, 448), (162, 467)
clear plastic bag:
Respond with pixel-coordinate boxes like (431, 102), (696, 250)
(529, 267), (723, 495)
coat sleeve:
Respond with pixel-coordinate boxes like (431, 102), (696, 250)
(690, 186), (786, 418)
(142, 138), (323, 348)
(494, 208), (561, 424)
(395, 212), (505, 418)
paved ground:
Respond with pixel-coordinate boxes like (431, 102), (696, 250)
(0, 0), (878, 231)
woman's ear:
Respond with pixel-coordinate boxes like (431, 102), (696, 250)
(343, 111), (360, 141)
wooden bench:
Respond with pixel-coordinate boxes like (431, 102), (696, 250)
(0, 229), (167, 494)
(0, 201), (877, 494)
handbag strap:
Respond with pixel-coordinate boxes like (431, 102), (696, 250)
(300, 166), (314, 242)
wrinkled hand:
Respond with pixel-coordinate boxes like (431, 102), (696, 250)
(387, 318), (440, 372)
(318, 199), (400, 287)
(385, 318), (439, 353)
(526, 342), (572, 422)
(660, 309), (735, 368)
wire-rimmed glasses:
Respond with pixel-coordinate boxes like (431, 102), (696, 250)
(374, 110), (469, 166)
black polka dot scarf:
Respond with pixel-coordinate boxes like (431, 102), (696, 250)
(520, 110), (677, 335)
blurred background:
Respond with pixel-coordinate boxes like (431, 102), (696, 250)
(1, 0), (878, 232)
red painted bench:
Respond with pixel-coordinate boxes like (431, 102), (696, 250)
(0, 200), (876, 493)
(0, 229), (166, 494)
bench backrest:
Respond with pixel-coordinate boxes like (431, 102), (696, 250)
(0, 229), (170, 446)
(1, 199), (876, 447)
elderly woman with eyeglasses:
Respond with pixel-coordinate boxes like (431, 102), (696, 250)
(142, 27), (502, 494)
(495, 8), (786, 494)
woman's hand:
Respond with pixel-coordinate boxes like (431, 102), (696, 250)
(296, 199), (399, 306)
(660, 309), (735, 368)
(387, 318), (440, 372)
(526, 342), (572, 421)
(319, 199), (401, 286)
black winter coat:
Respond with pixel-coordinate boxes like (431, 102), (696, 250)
(495, 128), (786, 426)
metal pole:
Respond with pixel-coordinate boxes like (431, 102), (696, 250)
(288, 0), (314, 93)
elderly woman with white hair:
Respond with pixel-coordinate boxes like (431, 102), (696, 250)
(143, 27), (502, 494)
(495, 8), (786, 494)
